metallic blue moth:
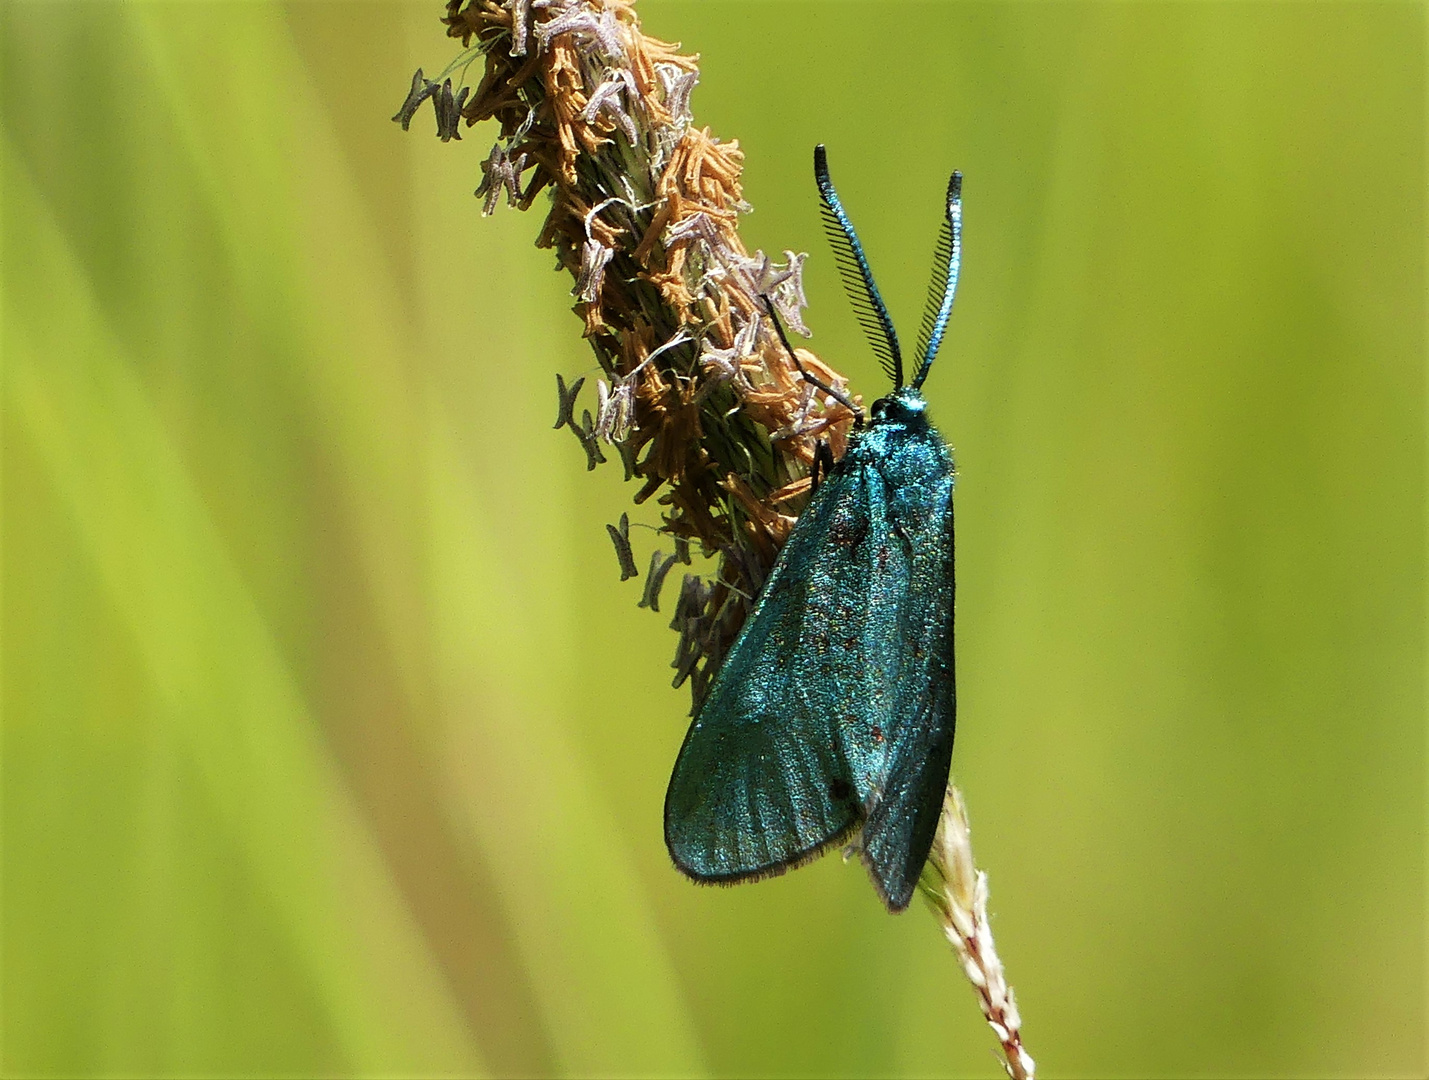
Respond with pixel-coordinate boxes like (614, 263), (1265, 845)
(665, 145), (964, 912)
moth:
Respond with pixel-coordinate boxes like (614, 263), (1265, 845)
(665, 145), (963, 912)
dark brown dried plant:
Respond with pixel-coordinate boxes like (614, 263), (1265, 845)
(395, 0), (857, 709)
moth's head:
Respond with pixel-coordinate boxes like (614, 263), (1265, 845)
(869, 387), (928, 427)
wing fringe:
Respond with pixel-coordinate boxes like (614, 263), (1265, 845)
(669, 816), (862, 886)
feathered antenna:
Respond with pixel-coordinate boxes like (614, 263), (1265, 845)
(814, 144), (903, 388)
(912, 170), (962, 390)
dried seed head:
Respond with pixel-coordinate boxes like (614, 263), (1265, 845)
(412, 0), (856, 709)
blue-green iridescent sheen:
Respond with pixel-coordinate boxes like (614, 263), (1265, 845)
(666, 150), (962, 912)
(665, 388), (955, 912)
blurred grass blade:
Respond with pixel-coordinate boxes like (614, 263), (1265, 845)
(3, 147), (486, 1076)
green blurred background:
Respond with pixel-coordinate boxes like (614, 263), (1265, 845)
(3, 1), (1423, 1076)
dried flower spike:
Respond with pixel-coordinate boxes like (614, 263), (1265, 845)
(407, 0), (859, 712)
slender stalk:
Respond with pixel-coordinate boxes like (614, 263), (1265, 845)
(919, 787), (1037, 1080)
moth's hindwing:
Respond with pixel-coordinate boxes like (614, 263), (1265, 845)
(665, 401), (956, 911)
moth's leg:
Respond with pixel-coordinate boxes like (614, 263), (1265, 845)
(811, 439), (835, 492)
(761, 296), (865, 428)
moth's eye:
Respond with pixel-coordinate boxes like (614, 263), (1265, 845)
(828, 778), (852, 801)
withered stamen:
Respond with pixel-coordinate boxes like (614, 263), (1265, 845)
(392, 68), (440, 129)
(606, 512), (639, 581)
(553, 372), (585, 430)
(638, 549), (679, 612)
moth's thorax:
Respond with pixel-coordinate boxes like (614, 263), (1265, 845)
(849, 388), (953, 489)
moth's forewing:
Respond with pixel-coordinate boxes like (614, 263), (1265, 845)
(664, 449), (901, 882)
(665, 396), (957, 912)
(801, 443), (912, 807)
(857, 416), (957, 911)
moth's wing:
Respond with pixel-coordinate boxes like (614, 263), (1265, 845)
(859, 431), (957, 911)
(665, 454), (899, 883)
